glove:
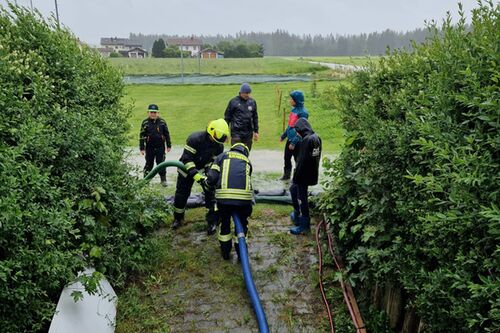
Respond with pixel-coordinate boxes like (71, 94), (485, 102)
(193, 173), (207, 183)
(200, 179), (212, 192)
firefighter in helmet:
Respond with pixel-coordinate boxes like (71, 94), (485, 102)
(204, 142), (253, 260)
(172, 118), (229, 235)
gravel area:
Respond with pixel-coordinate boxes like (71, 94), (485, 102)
(125, 146), (334, 186)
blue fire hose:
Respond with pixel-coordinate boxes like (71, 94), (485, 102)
(232, 213), (269, 333)
(143, 161), (269, 331)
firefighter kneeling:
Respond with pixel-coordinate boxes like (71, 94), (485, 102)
(172, 119), (229, 235)
(204, 143), (253, 260)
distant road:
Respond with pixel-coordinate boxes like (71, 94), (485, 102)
(308, 61), (366, 71)
(281, 57), (367, 71)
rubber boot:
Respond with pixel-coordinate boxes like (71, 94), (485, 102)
(220, 240), (232, 260)
(290, 211), (300, 226)
(160, 175), (168, 187)
(290, 216), (310, 235)
(206, 209), (218, 235)
(172, 219), (183, 230)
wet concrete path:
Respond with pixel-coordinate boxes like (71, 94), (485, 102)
(125, 146), (335, 183)
(118, 150), (332, 332)
(113, 203), (331, 333)
(159, 205), (328, 332)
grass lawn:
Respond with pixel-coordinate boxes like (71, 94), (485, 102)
(124, 81), (344, 153)
(110, 57), (327, 76)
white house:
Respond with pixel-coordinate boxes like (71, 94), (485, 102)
(96, 47), (113, 57)
(100, 37), (142, 52)
(121, 47), (148, 59)
(166, 37), (203, 57)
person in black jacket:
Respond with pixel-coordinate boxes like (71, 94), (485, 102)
(205, 143), (253, 260)
(289, 118), (322, 235)
(140, 104), (171, 186)
(224, 83), (259, 151)
(172, 119), (229, 235)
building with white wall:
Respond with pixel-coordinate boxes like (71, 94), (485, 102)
(166, 37), (203, 57)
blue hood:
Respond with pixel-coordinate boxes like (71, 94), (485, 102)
(290, 90), (304, 107)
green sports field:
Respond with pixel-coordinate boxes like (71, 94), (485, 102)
(124, 81), (344, 152)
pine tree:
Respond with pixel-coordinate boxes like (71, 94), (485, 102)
(151, 38), (166, 58)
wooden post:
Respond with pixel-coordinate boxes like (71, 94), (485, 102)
(180, 44), (184, 84)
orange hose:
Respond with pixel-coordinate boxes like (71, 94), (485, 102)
(316, 220), (336, 333)
(323, 217), (366, 333)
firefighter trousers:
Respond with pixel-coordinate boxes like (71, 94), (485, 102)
(143, 146), (166, 180)
(217, 203), (252, 259)
(173, 172), (217, 225)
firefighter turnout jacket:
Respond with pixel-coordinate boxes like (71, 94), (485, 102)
(139, 117), (171, 150)
(207, 143), (253, 205)
(179, 131), (224, 178)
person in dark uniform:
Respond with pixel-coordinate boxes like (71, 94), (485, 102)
(205, 143), (253, 260)
(139, 104), (171, 186)
(172, 119), (229, 235)
(224, 83), (259, 151)
(289, 118), (322, 235)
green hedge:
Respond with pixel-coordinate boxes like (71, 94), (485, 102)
(0, 5), (169, 332)
(320, 2), (499, 332)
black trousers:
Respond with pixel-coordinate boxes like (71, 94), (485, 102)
(283, 139), (298, 175)
(231, 135), (253, 151)
(173, 172), (217, 225)
(290, 182), (309, 219)
(218, 203), (252, 257)
(144, 146), (166, 180)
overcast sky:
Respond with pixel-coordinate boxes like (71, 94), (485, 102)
(2, 0), (481, 45)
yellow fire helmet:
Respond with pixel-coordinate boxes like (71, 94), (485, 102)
(207, 118), (229, 144)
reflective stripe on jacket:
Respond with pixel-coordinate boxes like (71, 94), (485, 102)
(207, 145), (253, 205)
(179, 131), (224, 178)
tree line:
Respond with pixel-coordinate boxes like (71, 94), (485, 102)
(150, 38), (264, 58)
(131, 27), (432, 57)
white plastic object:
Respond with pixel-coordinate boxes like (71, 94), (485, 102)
(49, 268), (117, 333)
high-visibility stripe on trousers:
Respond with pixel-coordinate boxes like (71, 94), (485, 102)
(173, 171), (217, 224)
